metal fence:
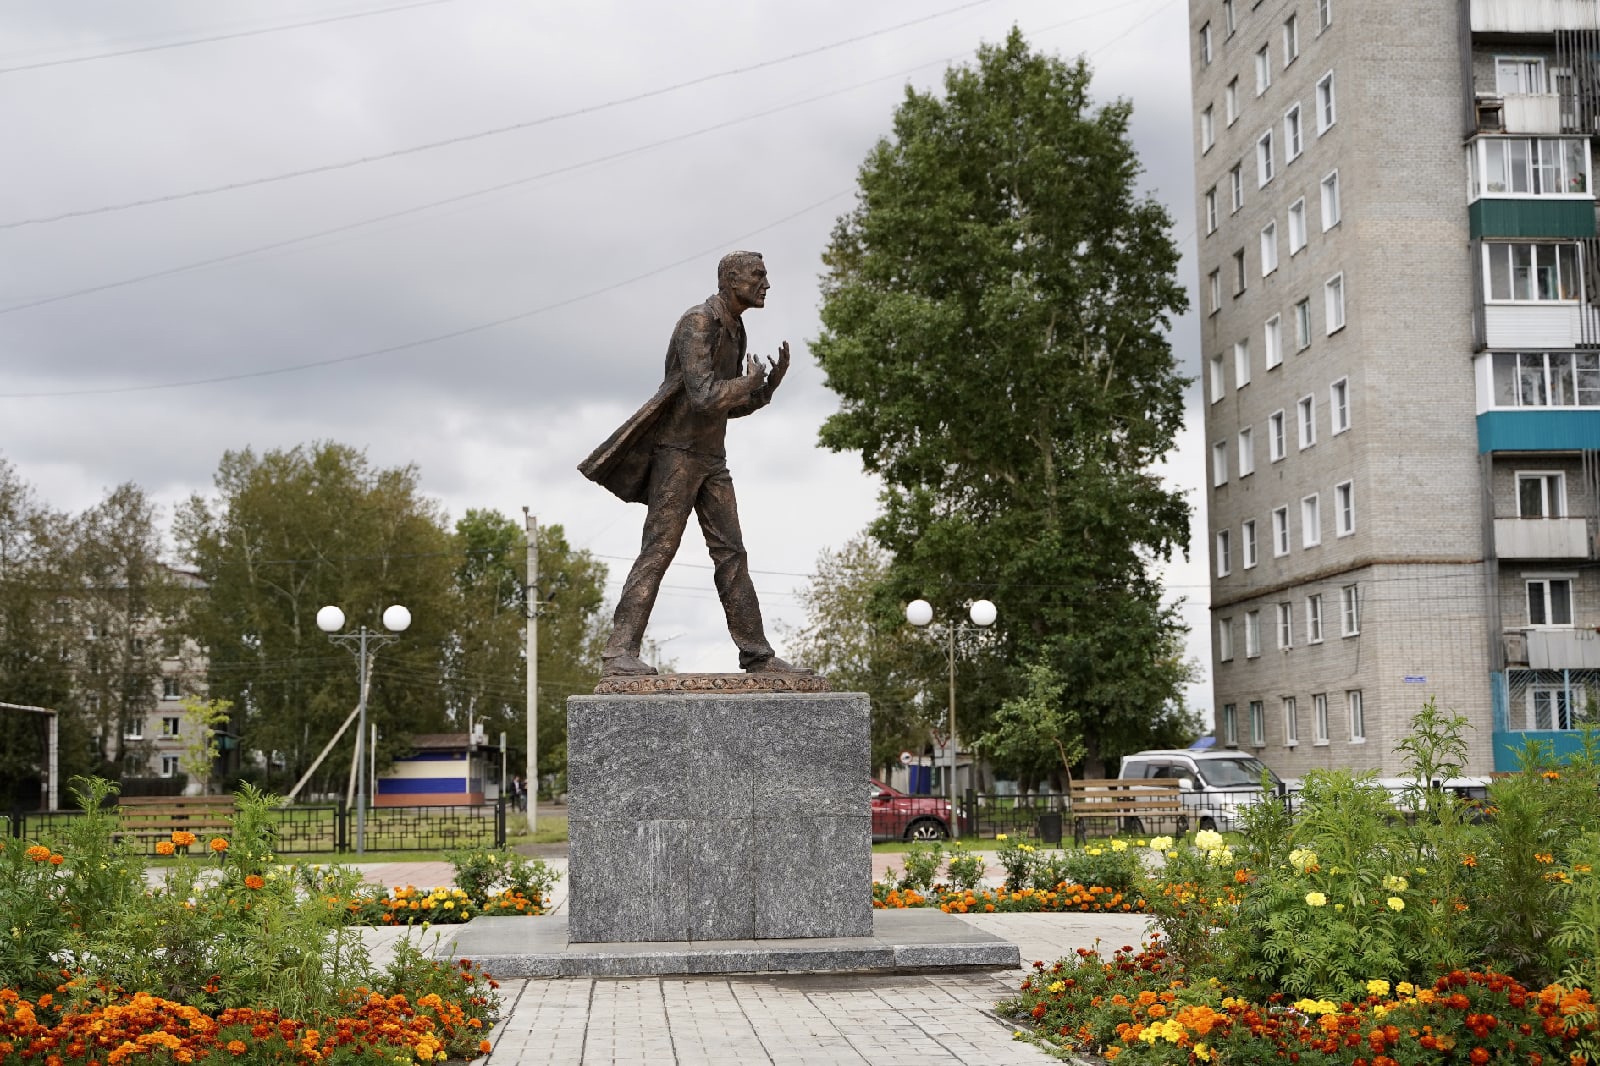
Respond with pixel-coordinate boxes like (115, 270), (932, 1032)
(6, 800), (506, 856)
(941, 788), (1302, 844)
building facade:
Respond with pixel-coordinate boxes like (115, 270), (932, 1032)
(1191, 0), (1600, 774)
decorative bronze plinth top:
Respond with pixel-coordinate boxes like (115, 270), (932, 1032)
(593, 672), (833, 695)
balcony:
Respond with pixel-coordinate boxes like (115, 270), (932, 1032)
(1519, 627), (1600, 670)
(1484, 303), (1600, 349)
(1494, 516), (1590, 558)
(1472, 0), (1600, 34)
(1504, 94), (1563, 135)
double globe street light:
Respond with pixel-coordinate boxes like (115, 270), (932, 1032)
(905, 597), (997, 837)
(317, 603), (411, 855)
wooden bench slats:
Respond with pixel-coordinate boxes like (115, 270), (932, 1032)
(115, 796), (235, 847)
(1067, 778), (1188, 843)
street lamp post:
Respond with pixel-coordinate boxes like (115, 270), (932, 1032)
(317, 603), (411, 855)
(905, 598), (997, 838)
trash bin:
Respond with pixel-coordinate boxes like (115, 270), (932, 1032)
(1037, 811), (1063, 846)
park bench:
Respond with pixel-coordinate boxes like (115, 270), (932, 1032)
(1067, 778), (1188, 844)
(117, 795), (235, 850)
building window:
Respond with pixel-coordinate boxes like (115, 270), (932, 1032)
(1260, 221), (1278, 274)
(1217, 529), (1233, 575)
(1233, 249), (1248, 295)
(1527, 576), (1575, 626)
(1483, 243), (1581, 302)
(1272, 505), (1290, 555)
(1226, 77), (1240, 125)
(1283, 14), (1299, 64)
(1495, 56), (1546, 95)
(162, 676), (181, 700)
(1255, 45), (1272, 95)
(1287, 197), (1306, 253)
(1491, 351), (1600, 407)
(1325, 273), (1345, 333)
(1277, 601), (1293, 649)
(1213, 441), (1230, 487)
(1348, 690), (1365, 741)
(1210, 352), (1226, 401)
(1250, 701), (1266, 746)
(1294, 297), (1312, 349)
(1245, 610), (1262, 658)
(1529, 686), (1581, 730)
(1234, 338), (1251, 386)
(1341, 583), (1360, 634)
(1320, 170), (1341, 229)
(1269, 412), (1287, 462)
(1264, 314), (1282, 369)
(1283, 697), (1298, 746)
(1330, 377), (1350, 433)
(1257, 129), (1275, 185)
(1218, 618), (1235, 661)
(1223, 703), (1238, 746)
(1200, 22), (1213, 65)
(1201, 106), (1216, 153)
(1316, 0), (1331, 33)
(1307, 594), (1324, 643)
(1335, 480), (1355, 536)
(1239, 427), (1256, 476)
(1243, 518), (1259, 568)
(1208, 269), (1223, 314)
(1297, 394), (1316, 449)
(1284, 104), (1303, 162)
(1223, 0), (1237, 37)
(1518, 472), (1566, 517)
(124, 717), (145, 741)
(1313, 693), (1329, 743)
(1469, 137), (1589, 199)
(161, 716), (180, 737)
(160, 755), (180, 778)
(1230, 164), (1245, 211)
(1302, 493), (1321, 547)
(1205, 186), (1218, 234)
(1316, 71), (1336, 134)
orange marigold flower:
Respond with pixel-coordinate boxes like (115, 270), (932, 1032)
(479, 1040), (493, 1055)
(1542, 770), (1560, 781)
(209, 837), (229, 852)
(244, 875), (265, 890)
(1461, 854), (1477, 867)
(226, 1040), (246, 1055)
(171, 831), (196, 847)
(48, 853), (64, 865)
(155, 841), (176, 856)
(25, 845), (50, 862)
(1535, 852), (1554, 864)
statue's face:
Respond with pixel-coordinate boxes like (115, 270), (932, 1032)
(729, 260), (769, 310)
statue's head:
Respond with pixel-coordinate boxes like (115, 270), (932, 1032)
(717, 251), (768, 311)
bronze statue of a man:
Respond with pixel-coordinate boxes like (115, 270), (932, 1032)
(578, 251), (810, 678)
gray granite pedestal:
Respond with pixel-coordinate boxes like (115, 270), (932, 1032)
(566, 691), (872, 944)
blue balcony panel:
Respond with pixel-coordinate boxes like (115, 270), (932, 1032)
(1478, 409), (1600, 452)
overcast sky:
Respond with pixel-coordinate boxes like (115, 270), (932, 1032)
(0, 0), (1212, 711)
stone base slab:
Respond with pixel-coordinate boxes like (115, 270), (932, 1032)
(443, 912), (1022, 978)
(592, 672), (832, 695)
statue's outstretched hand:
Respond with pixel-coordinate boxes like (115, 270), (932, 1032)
(743, 354), (768, 392)
(764, 342), (791, 393)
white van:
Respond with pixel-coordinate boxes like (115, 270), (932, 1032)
(1117, 749), (1285, 833)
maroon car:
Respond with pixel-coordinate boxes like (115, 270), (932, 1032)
(870, 779), (954, 841)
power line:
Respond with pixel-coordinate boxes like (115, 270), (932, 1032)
(0, 0), (462, 77)
(0, 0), (994, 230)
(0, 191), (848, 399)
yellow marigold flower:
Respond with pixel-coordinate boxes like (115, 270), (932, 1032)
(1148, 836), (1173, 851)
(1047, 980), (1066, 993)
(1195, 1043), (1212, 1062)
(1386, 896), (1404, 911)
(1304, 891), (1328, 907)
(1366, 979), (1390, 997)
(1194, 829), (1225, 851)
(1111, 839), (1128, 852)
(995, 833), (1008, 842)
(1396, 981), (1415, 996)
(1334, 903), (1345, 911)
(1288, 847), (1319, 872)
(1087, 848), (1103, 856)
(1381, 875), (1408, 892)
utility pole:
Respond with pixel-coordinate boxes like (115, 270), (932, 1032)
(524, 507), (538, 836)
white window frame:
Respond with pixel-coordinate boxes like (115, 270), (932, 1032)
(1340, 583), (1360, 635)
(1283, 697), (1298, 746)
(1230, 164), (1245, 212)
(1239, 427), (1256, 476)
(1469, 136), (1591, 200)
(1284, 105), (1304, 162)
(1222, 703), (1238, 746)
(1482, 242), (1582, 303)
(1200, 21), (1214, 65)
(1201, 105), (1216, 153)
(1315, 71), (1336, 134)
(1313, 693), (1329, 744)
(162, 675), (181, 700)
(161, 716), (180, 737)
(1517, 471), (1567, 517)
(1218, 617), (1235, 661)
(1528, 685), (1583, 730)
(1277, 601), (1293, 649)
(1347, 689), (1365, 742)
(1255, 45), (1272, 96)
(160, 755), (180, 778)
(1226, 77), (1240, 125)
(1257, 129), (1275, 186)
(1526, 574), (1576, 627)
(1283, 14), (1299, 65)
(1249, 700), (1266, 747)
(1223, 0), (1237, 37)
(1325, 272), (1345, 333)
(1209, 352), (1226, 401)
(1297, 394), (1316, 449)
(1293, 297), (1312, 349)
(1209, 269), (1223, 314)
(125, 716), (145, 741)
(1243, 518), (1259, 568)
(1306, 594), (1324, 643)
(1233, 248), (1248, 296)
(1272, 504), (1290, 555)
(1245, 610), (1262, 658)
(1264, 314), (1283, 369)
(1260, 221), (1278, 275)
(1320, 169), (1341, 229)
(1316, 0), (1331, 33)
(1330, 377), (1350, 433)
(1205, 186), (1218, 234)
(1217, 528), (1233, 575)
(1234, 338), (1251, 386)
(1301, 493), (1321, 547)
(1495, 55), (1546, 96)
(1335, 480), (1355, 536)
(1269, 411), (1287, 462)
(1213, 440), (1230, 487)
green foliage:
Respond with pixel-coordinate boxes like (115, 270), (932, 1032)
(1056, 841), (1147, 894)
(175, 696), (233, 794)
(893, 839), (945, 892)
(446, 847), (561, 907)
(944, 841), (986, 893)
(977, 653), (1082, 789)
(813, 30), (1195, 773)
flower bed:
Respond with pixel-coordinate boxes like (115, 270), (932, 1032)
(871, 880), (1148, 914)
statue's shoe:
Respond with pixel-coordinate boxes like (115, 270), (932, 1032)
(601, 655), (658, 677)
(744, 655), (815, 675)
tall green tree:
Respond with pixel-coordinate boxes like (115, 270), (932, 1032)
(814, 29), (1194, 775)
(176, 442), (459, 793)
